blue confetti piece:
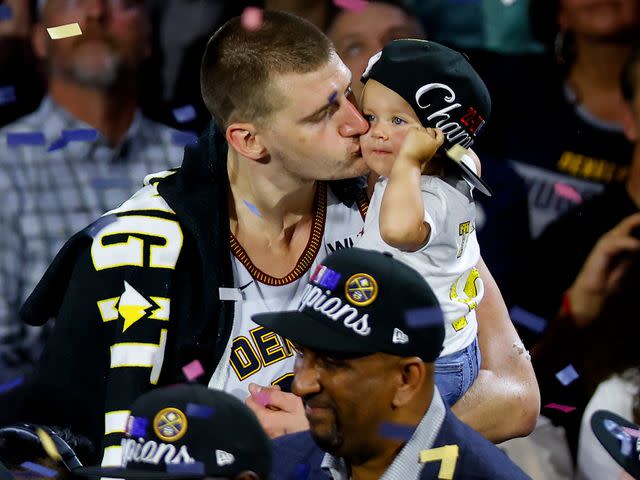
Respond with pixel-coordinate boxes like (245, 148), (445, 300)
(91, 177), (133, 190)
(129, 416), (148, 438)
(20, 462), (56, 477)
(327, 91), (338, 104)
(0, 86), (17, 106)
(166, 462), (205, 475)
(294, 463), (311, 480)
(186, 402), (215, 419)
(243, 199), (262, 218)
(310, 264), (341, 290)
(172, 105), (197, 124)
(379, 422), (416, 441)
(47, 136), (68, 152)
(404, 306), (444, 329)
(509, 306), (547, 334)
(7, 132), (46, 146)
(171, 131), (198, 146)
(555, 364), (579, 386)
(86, 214), (118, 238)
(0, 376), (23, 395)
(0, 5), (12, 21)
(62, 128), (98, 142)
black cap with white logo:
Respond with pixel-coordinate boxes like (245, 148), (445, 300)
(591, 410), (640, 479)
(74, 385), (271, 479)
(253, 248), (445, 362)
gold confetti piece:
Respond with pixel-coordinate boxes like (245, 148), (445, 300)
(36, 428), (62, 462)
(446, 144), (468, 164)
(47, 22), (82, 39)
(419, 445), (459, 480)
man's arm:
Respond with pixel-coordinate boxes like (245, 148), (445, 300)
(451, 257), (540, 442)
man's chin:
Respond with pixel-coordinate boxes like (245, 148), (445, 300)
(309, 427), (342, 455)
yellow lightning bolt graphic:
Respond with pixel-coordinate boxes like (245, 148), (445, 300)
(118, 281), (153, 333)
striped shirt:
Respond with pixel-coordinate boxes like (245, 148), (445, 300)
(0, 96), (183, 380)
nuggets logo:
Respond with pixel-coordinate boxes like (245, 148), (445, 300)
(345, 274), (378, 306)
(153, 408), (187, 442)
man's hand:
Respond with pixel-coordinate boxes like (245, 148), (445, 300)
(567, 212), (640, 327)
(397, 127), (444, 167)
(244, 383), (309, 439)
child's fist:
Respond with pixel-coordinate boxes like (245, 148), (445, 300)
(399, 127), (445, 164)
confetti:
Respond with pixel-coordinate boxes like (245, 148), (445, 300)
(544, 403), (576, 413)
(251, 390), (270, 407)
(554, 182), (582, 204)
(129, 416), (148, 438)
(218, 287), (243, 302)
(63, 128), (98, 142)
(0, 5), (12, 21)
(310, 264), (341, 290)
(243, 199), (262, 218)
(182, 359), (204, 381)
(47, 136), (68, 152)
(0, 86), (17, 106)
(241, 7), (263, 31)
(379, 422), (415, 441)
(36, 428), (62, 462)
(623, 427), (640, 438)
(419, 445), (459, 480)
(166, 462), (205, 475)
(327, 91), (338, 104)
(7, 132), (46, 146)
(186, 403), (215, 419)
(555, 364), (579, 386)
(47, 22), (82, 40)
(20, 462), (56, 477)
(172, 105), (197, 124)
(404, 306), (444, 329)
(171, 131), (198, 146)
(86, 214), (118, 238)
(509, 306), (547, 334)
(294, 463), (311, 480)
(0, 376), (24, 395)
(333, 0), (368, 12)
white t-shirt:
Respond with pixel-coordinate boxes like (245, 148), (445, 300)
(576, 371), (640, 480)
(209, 183), (367, 400)
(357, 172), (482, 357)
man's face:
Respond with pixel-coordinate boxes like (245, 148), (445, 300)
(292, 347), (399, 459)
(559, 0), (640, 40)
(258, 53), (369, 181)
(38, 0), (151, 88)
(328, 2), (424, 101)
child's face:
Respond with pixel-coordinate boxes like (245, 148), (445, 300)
(360, 79), (423, 177)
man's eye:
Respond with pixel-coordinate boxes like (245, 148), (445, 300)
(344, 43), (363, 58)
(392, 116), (407, 125)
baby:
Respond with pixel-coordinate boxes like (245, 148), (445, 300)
(357, 39), (492, 406)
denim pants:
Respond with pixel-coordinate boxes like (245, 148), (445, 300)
(434, 337), (481, 407)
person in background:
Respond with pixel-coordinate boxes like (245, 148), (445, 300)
(0, 0), (183, 382)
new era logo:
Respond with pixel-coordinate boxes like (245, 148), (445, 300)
(216, 449), (235, 466)
(392, 328), (409, 344)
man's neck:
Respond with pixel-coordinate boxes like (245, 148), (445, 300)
(49, 79), (138, 147)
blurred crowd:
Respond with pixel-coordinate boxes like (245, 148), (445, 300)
(1, 0), (640, 479)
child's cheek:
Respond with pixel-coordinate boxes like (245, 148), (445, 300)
(391, 129), (408, 154)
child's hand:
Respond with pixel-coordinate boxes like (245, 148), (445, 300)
(398, 127), (445, 165)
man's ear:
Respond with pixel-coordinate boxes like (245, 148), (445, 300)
(622, 101), (638, 143)
(32, 23), (48, 60)
(226, 123), (267, 160)
(392, 357), (427, 408)
(233, 471), (261, 480)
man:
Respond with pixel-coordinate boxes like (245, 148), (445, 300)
(13, 11), (537, 468)
(0, 0), (183, 381)
(255, 248), (529, 479)
(74, 384), (272, 480)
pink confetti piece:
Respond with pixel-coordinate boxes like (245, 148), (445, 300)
(182, 360), (204, 382)
(252, 390), (271, 407)
(544, 402), (576, 413)
(333, 0), (368, 12)
(623, 427), (640, 438)
(554, 182), (582, 204)
(241, 7), (263, 31)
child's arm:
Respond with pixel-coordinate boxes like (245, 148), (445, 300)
(379, 127), (444, 251)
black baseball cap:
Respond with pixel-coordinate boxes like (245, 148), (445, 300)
(74, 385), (271, 479)
(591, 410), (640, 479)
(252, 248), (445, 362)
(361, 39), (493, 196)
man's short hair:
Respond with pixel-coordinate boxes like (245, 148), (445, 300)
(201, 10), (335, 129)
(621, 40), (640, 102)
